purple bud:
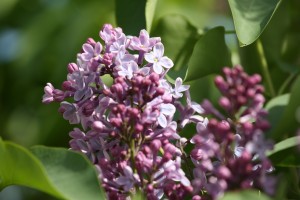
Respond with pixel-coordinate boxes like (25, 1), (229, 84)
(150, 139), (162, 152)
(53, 89), (65, 102)
(215, 75), (228, 92)
(62, 81), (74, 91)
(149, 72), (159, 83)
(216, 166), (231, 179)
(246, 88), (256, 98)
(67, 63), (79, 74)
(110, 118), (122, 127)
(135, 123), (143, 132)
(92, 121), (104, 132)
(86, 37), (96, 46)
(219, 97), (231, 110)
(237, 96), (247, 105)
(223, 67), (231, 76)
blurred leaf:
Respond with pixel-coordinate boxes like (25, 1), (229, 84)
(268, 75), (300, 141)
(265, 94), (289, 135)
(228, 0), (282, 46)
(151, 14), (199, 79)
(0, 138), (104, 200)
(0, 0), (18, 19)
(145, 0), (158, 32)
(31, 146), (104, 200)
(267, 136), (300, 167)
(220, 190), (271, 200)
(0, 138), (61, 197)
(115, 0), (146, 35)
(184, 27), (231, 82)
(267, 136), (300, 157)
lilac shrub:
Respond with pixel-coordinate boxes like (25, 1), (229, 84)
(43, 24), (275, 199)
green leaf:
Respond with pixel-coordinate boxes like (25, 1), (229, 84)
(268, 75), (300, 141)
(220, 190), (271, 200)
(151, 14), (199, 80)
(31, 146), (105, 200)
(267, 136), (300, 157)
(0, 138), (61, 197)
(115, 0), (146, 35)
(228, 0), (282, 46)
(265, 94), (290, 134)
(267, 136), (300, 167)
(184, 27), (231, 82)
(0, 138), (104, 200)
(145, 0), (158, 32)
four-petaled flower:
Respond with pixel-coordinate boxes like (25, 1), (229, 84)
(145, 43), (173, 74)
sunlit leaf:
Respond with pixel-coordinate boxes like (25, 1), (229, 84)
(220, 190), (271, 200)
(267, 136), (300, 167)
(184, 27), (231, 82)
(31, 146), (104, 200)
(0, 138), (61, 197)
(228, 0), (282, 46)
(145, 0), (158, 32)
(0, 139), (104, 200)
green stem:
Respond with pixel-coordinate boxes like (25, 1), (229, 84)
(278, 72), (298, 95)
(130, 139), (137, 173)
(225, 30), (236, 34)
(256, 40), (276, 97)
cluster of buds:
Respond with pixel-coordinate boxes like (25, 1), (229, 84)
(43, 24), (203, 199)
(42, 25), (275, 199)
(190, 66), (275, 199)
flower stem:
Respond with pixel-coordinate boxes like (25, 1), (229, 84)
(256, 40), (276, 97)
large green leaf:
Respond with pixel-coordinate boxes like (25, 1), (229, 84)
(0, 138), (104, 200)
(145, 0), (158, 32)
(220, 190), (271, 200)
(228, 0), (282, 46)
(268, 75), (300, 141)
(265, 94), (290, 135)
(31, 146), (104, 200)
(151, 14), (199, 79)
(184, 27), (231, 82)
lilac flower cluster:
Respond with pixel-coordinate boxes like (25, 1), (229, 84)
(190, 66), (275, 199)
(43, 24), (203, 199)
(43, 24), (275, 199)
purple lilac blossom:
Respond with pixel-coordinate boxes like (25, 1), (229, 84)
(189, 66), (275, 199)
(43, 24), (195, 200)
(42, 24), (275, 200)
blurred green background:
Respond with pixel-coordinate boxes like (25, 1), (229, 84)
(5, 0), (300, 199)
(0, 0), (235, 199)
(0, 0), (234, 149)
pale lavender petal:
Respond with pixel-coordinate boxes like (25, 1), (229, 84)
(94, 42), (102, 55)
(160, 103), (176, 116)
(139, 29), (150, 45)
(82, 43), (94, 54)
(160, 57), (173, 68)
(158, 113), (167, 128)
(139, 67), (150, 75)
(191, 102), (204, 114)
(153, 62), (163, 74)
(153, 43), (164, 58)
(144, 52), (156, 63)
(115, 176), (128, 185)
(123, 166), (133, 177)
